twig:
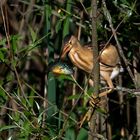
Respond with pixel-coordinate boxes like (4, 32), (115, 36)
(13, 66), (33, 111)
(0, 85), (22, 108)
(88, 132), (107, 140)
(101, 86), (140, 95)
(0, 2), (10, 49)
(0, 106), (36, 129)
(88, 0), (100, 139)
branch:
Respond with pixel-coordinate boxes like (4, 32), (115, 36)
(88, 0), (100, 140)
(101, 86), (140, 96)
(92, 0), (100, 102)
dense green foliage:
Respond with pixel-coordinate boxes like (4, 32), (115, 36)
(0, 0), (140, 139)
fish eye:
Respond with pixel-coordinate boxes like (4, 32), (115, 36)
(60, 67), (63, 70)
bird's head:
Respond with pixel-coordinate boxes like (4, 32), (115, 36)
(61, 35), (78, 59)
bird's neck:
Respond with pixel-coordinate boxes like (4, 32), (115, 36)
(69, 42), (93, 73)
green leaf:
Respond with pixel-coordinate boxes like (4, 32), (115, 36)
(64, 127), (76, 140)
(0, 87), (7, 105)
(47, 72), (56, 118)
(67, 94), (84, 100)
(55, 20), (62, 33)
(0, 47), (7, 62)
(29, 26), (37, 42)
(96, 107), (107, 114)
(28, 90), (35, 107)
(0, 125), (17, 132)
(57, 74), (74, 82)
(63, 0), (72, 38)
(127, 51), (132, 58)
(11, 35), (21, 54)
(0, 50), (4, 61)
(76, 128), (88, 140)
(0, 37), (7, 46)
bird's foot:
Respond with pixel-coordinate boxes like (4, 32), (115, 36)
(79, 96), (101, 128)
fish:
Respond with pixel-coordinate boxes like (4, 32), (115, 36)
(49, 61), (73, 75)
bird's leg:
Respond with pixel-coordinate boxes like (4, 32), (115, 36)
(79, 95), (101, 128)
(79, 72), (114, 128)
(79, 93), (108, 128)
(79, 107), (94, 128)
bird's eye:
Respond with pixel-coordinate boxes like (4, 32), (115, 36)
(69, 40), (72, 44)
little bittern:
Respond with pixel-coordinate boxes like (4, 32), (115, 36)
(60, 35), (122, 127)
(61, 35), (121, 93)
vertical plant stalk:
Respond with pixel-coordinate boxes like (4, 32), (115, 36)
(62, 0), (71, 38)
(136, 89), (140, 138)
(0, 2), (10, 49)
(72, 11), (83, 106)
(88, 0), (100, 140)
(133, 56), (140, 138)
(45, 2), (56, 120)
(91, 0), (100, 98)
(118, 74), (126, 137)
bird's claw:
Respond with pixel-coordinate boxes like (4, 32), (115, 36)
(79, 96), (101, 128)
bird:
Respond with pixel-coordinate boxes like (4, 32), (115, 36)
(60, 35), (123, 127)
(60, 35), (121, 95)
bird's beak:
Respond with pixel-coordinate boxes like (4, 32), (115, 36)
(60, 43), (72, 60)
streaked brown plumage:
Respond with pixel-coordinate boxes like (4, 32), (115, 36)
(61, 35), (120, 91)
